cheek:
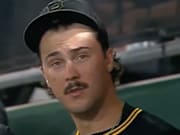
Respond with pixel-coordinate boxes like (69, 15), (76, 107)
(44, 71), (65, 97)
(80, 60), (109, 101)
(79, 58), (108, 83)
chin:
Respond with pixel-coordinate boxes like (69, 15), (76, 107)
(69, 107), (89, 114)
(66, 103), (93, 115)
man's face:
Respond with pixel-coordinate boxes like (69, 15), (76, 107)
(40, 23), (113, 114)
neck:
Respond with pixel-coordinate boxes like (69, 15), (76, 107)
(71, 90), (124, 135)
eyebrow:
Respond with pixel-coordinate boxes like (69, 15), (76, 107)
(45, 51), (61, 61)
(70, 46), (90, 53)
(45, 46), (90, 61)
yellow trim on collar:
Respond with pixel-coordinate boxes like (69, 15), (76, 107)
(75, 108), (142, 135)
(75, 131), (79, 135)
(107, 108), (142, 135)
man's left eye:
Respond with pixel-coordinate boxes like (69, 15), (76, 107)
(79, 54), (87, 59)
(75, 54), (89, 62)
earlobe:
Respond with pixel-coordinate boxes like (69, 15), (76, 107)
(40, 66), (49, 87)
(46, 79), (49, 86)
(108, 65), (113, 72)
(106, 48), (114, 72)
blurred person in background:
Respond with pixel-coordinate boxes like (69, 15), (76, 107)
(0, 101), (13, 135)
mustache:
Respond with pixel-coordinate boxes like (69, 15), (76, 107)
(64, 81), (88, 95)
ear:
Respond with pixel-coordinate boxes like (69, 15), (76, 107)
(105, 48), (114, 72)
(40, 66), (49, 87)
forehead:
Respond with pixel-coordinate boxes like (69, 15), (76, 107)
(39, 23), (100, 56)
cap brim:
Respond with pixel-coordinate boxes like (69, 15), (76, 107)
(24, 10), (99, 53)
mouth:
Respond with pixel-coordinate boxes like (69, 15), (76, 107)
(67, 86), (85, 96)
(64, 81), (88, 96)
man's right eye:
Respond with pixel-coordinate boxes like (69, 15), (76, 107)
(49, 60), (64, 68)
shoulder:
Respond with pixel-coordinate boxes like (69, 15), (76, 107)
(133, 108), (180, 134)
(122, 103), (180, 135)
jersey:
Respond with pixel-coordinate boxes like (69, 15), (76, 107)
(74, 103), (180, 135)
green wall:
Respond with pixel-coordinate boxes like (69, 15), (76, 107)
(7, 76), (180, 135)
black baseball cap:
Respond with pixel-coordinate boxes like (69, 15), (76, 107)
(24, 0), (108, 53)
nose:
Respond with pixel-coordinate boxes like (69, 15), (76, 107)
(65, 61), (80, 81)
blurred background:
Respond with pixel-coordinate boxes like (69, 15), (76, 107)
(1, 0), (180, 107)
